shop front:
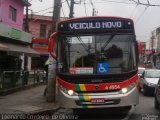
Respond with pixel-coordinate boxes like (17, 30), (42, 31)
(0, 41), (40, 91)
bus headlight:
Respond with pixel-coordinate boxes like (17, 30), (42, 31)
(68, 90), (74, 96)
(120, 82), (136, 94)
(60, 85), (77, 96)
(121, 88), (128, 94)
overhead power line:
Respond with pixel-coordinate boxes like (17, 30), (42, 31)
(129, 4), (139, 18)
(66, 0), (70, 8)
(100, 0), (134, 4)
(130, 0), (160, 6)
(100, 0), (160, 6)
(135, 6), (149, 23)
(89, 0), (98, 16)
(61, 6), (66, 17)
(33, 7), (53, 13)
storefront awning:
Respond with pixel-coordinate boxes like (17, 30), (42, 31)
(0, 42), (40, 57)
(0, 43), (9, 51)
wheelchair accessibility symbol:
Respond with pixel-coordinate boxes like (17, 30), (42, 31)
(97, 63), (108, 74)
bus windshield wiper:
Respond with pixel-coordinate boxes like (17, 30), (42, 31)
(76, 36), (90, 53)
(101, 33), (116, 51)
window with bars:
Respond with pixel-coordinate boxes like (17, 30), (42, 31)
(39, 24), (47, 38)
(9, 6), (17, 21)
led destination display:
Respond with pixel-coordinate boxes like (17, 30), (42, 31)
(58, 18), (134, 33)
(69, 21), (122, 30)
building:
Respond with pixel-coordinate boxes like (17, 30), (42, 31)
(25, 14), (67, 70)
(0, 0), (39, 89)
(144, 28), (160, 68)
(25, 14), (53, 70)
(153, 27), (160, 52)
(151, 27), (160, 68)
(138, 41), (146, 65)
(0, 0), (39, 71)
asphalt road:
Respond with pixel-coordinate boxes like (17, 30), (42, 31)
(52, 92), (160, 120)
(129, 92), (160, 120)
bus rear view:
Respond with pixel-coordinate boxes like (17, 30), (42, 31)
(50, 17), (139, 110)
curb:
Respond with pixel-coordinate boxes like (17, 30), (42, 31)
(0, 82), (46, 96)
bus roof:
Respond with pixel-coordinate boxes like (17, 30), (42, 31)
(58, 16), (133, 24)
(57, 16), (135, 34)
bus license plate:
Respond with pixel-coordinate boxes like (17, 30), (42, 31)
(91, 98), (105, 103)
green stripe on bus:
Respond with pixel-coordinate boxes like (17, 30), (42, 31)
(78, 93), (88, 108)
(74, 84), (80, 91)
(74, 84), (89, 108)
(78, 93), (84, 101)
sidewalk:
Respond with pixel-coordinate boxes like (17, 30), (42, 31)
(0, 84), (59, 115)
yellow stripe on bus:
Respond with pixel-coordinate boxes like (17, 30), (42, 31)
(79, 84), (93, 108)
(83, 93), (93, 108)
(83, 93), (90, 101)
(79, 84), (86, 91)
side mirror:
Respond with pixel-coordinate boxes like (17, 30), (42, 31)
(48, 32), (57, 59)
(48, 32), (57, 53)
(141, 72), (145, 78)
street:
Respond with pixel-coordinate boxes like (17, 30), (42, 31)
(52, 92), (160, 120)
(129, 92), (159, 120)
(1, 1), (160, 120)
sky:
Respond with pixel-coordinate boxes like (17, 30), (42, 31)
(29, 0), (160, 42)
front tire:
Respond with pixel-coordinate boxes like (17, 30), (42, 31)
(143, 86), (148, 96)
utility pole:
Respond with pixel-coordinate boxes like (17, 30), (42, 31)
(92, 8), (95, 16)
(151, 32), (156, 67)
(69, 0), (74, 18)
(151, 32), (154, 53)
(46, 0), (61, 102)
(25, 0), (42, 32)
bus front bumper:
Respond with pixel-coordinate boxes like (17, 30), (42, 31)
(57, 87), (139, 108)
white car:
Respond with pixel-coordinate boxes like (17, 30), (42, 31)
(138, 67), (145, 77)
(154, 79), (160, 109)
(140, 69), (160, 96)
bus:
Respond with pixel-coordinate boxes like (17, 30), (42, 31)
(48, 16), (139, 110)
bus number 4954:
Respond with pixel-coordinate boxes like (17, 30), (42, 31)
(105, 85), (120, 90)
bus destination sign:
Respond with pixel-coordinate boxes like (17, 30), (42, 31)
(59, 19), (133, 32)
(69, 21), (122, 30)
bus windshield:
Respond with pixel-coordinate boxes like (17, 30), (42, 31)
(58, 34), (137, 75)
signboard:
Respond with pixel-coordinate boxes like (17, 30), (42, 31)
(0, 23), (32, 43)
(97, 63), (108, 74)
(69, 36), (92, 44)
(69, 21), (122, 30)
(32, 42), (48, 49)
(69, 67), (93, 74)
(59, 18), (134, 33)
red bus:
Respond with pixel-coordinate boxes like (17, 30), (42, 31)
(48, 16), (139, 110)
